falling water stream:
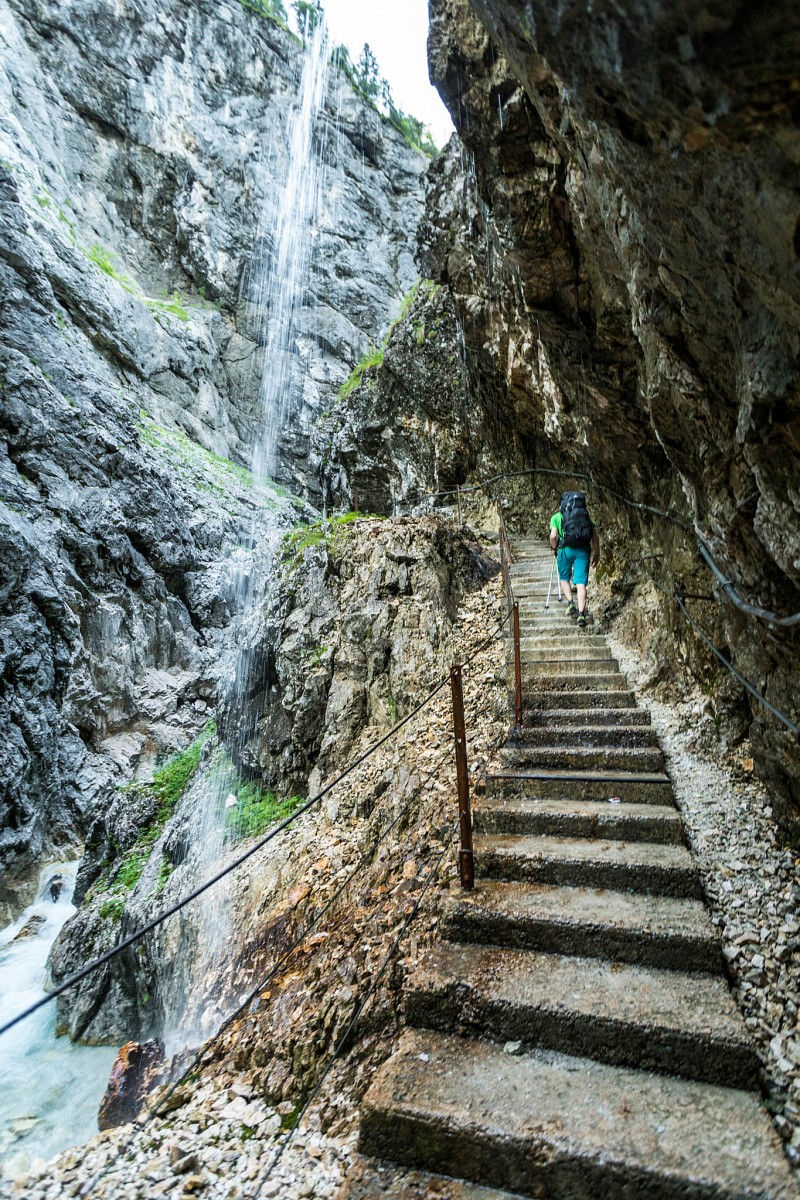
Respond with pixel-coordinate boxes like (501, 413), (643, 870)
(248, 18), (331, 482)
(163, 18), (332, 1050)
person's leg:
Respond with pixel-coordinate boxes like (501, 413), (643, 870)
(572, 550), (590, 623)
(558, 548), (577, 612)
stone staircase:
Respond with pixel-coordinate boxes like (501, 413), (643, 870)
(340, 541), (797, 1199)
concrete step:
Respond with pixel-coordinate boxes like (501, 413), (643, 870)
(522, 706), (650, 726)
(485, 767), (674, 804)
(517, 607), (594, 618)
(513, 584), (574, 594)
(522, 658), (619, 675)
(518, 623), (602, 634)
(498, 744), (666, 773)
(339, 1158), (528, 1200)
(442, 880), (721, 971)
(521, 671), (627, 691)
(509, 724), (660, 748)
(518, 633), (607, 646)
(473, 834), (699, 898)
(521, 646), (614, 663)
(404, 944), (759, 1090)
(474, 798), (682, 843)
(359, 1031), (795, 1200)
(522, 690), (638, 710)
(516, 610), (578, 620)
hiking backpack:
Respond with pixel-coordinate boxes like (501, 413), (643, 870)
(559, 491), (593, 549)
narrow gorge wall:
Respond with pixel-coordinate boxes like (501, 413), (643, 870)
(0, 0), (427, 919)
(420, 0), (800, 834)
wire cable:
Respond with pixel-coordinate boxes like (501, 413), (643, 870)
(0, 676), (450, 1041)
(143, 744), (456, 1121)
(647, 577), (800, 738)
(671, 590), (800, 738)
(697, 542), (800, 629)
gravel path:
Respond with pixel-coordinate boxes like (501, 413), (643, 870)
(606, 625), (800, 1170)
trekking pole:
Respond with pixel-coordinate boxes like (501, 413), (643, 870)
(545, 553), (556, 609)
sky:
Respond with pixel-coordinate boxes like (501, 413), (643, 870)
(299, 0), (455, 148)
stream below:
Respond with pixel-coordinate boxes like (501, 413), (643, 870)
(0, 862), (117, 1181)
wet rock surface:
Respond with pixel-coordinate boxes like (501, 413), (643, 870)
(219, 516), (500, 799)
(97, 1038), (165, 1131)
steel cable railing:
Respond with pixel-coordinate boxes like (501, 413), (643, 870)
(0, 680), (446, 1040)
(176, 608), (508, 1101)
(0, 585), (513, 1041)
(145, 617), (512, 1131)
(647, 577), (800, 740)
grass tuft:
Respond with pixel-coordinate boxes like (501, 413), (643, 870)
(211, 751), (303, 843)
(91, 722), (216, 921)
(280, 511), (379, 572)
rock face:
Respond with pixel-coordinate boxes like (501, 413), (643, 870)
(219, 516), (499, 800)
(46, 517), (498, 1046)
(423, 0), (800, 833)
(316, 280), (535, 526)
(97, 1039), (164, 1130)
(0, 0), (426, 920)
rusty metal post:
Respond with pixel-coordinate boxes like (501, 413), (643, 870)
(513, 601), (523, 729)
(456, 484), (463, 528)
(450, 664), (474, 890)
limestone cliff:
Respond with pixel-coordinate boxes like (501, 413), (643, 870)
(0, 0), (426, 919)
(422, 0), (800, 834)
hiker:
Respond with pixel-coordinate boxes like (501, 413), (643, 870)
(549, 491), (600, 627)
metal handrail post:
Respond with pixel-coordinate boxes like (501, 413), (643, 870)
(450, 664), (474, 890)
(513, 602), (523, 729)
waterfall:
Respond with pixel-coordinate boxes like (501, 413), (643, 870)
(161, 19), (333, 1054)
(248, 18), (331, 484)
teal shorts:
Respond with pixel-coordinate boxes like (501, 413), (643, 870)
(557, 546), (590, 586)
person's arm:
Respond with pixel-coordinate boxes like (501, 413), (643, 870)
(591, 526), (600, 568)
(549, 517), (559, 553)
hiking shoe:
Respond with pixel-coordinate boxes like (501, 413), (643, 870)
(566, 601), (577, 617)
(577, 610), (587, 627)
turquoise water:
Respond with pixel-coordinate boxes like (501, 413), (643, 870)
(0, 863), (117, 1180)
